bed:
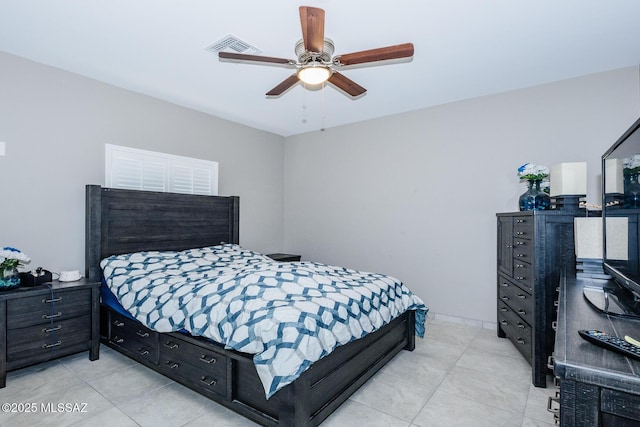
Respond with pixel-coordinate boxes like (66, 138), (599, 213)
(85, 185), (426, 426)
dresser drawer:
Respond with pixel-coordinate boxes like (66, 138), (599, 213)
(511, 260), (534, 293)
(109, 312), (158, 364)
(497, 300), (532, 363)
(159, 336), (227, 397)
(513, 217), (534, 239)
(513, 238), (534, 262)
(498, 276), (533, 321)
(7, 289), (91, 329)
(498, 300), (530, 330)
(6, 315), (91, 362)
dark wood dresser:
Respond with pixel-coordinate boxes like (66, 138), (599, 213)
(497, 210), (581, 387)
(553, 274), (640, 426)
(0, 279), (100, 387)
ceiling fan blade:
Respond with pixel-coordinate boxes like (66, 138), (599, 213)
(327, 72), (366, 97)
(299, 6), (325, 52)
(334, 43), (414, 66)
(219, 51), (295, 66)
(266, 74), (300, 97)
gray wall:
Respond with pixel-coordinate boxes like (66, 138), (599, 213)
(0, 51), (285, 274)
(283, 67), (640, 324)
(2, 48), (639, 326)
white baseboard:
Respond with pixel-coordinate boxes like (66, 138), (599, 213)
(429, 311), (497, 331)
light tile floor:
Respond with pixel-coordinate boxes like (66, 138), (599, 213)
(0, 317), (558, 427)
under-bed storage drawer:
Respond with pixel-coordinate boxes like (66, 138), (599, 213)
(159, 335), (228, 397)
(107, 311), (159, 364)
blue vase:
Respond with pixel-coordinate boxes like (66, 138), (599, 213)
(519, 179), (550, 211)
(0, 266), (20, 291)
(624, 173), (640, 208)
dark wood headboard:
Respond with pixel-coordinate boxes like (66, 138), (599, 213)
(85, 185), (239, 282)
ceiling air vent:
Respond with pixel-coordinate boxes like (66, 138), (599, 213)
(206, 34), (261, 55)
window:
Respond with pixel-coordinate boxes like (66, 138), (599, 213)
(105, 144), (218, 195)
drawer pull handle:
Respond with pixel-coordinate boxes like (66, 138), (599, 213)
(164, 341), (179, 349)
(547, 355), (555, 370)
(42, 312), (62, 319)
(516, 241), (525, 246)
(113, 336), (124, 344)
(547, 395), (560, 414)
(516, 322), (525, 329)
(43, 325), (62, 333)
(166, 361), (179, 369)
(43, 297), (62, 303)
(501, 282), (509, 287)
(138, 348), (149, 356)
(515, 264), (524, 268)
(517, 294), (526, 299)
(500, 307), (508, 312)
(517, 309), (526, 315)
(500, 296), (509, 301)
(43, 340), (62, 349)
(516, 254), (525, 258)
(516, 276), (525, 280)
(136, 331), (150, 338)
(516, 219), (524, 223)
(516, 232), (524, 235)
(113, 320), (125, 327)
(200, 376), (217, 387)
(516, 338), (526, 345)
(199, 354), (217, 364)
(552, 321), (558, 331)
(554, 300), (559, 307)
(500, 320), (509, 326)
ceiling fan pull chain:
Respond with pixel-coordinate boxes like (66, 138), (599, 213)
(301, 82), (308, 124)
(321, 82), (326, 131)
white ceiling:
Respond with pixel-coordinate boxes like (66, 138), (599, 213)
(2, 1), (640, 137)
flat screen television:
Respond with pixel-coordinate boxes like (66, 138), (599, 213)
(590, 117), (640, 317)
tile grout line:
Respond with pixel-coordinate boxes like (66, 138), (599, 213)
(408, 321), (482, 426)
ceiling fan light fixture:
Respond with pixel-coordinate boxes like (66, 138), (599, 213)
(297, 64), (331, 85)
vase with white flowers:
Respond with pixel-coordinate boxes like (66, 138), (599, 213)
(0, 247), (31, 290)
(517, 163), (551, 211)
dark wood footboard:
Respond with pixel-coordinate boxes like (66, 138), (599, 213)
(100, 304), (415, 426)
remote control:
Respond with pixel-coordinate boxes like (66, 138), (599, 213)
(578, 330), (640, 361)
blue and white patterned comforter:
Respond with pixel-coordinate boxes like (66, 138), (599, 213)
(100, 244), (427, 398)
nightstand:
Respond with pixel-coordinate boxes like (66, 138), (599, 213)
(0, 278), (100, 388)
(267, 253), (302, 262)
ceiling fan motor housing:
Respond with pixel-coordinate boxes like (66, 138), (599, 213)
(295, 38), (334, 64)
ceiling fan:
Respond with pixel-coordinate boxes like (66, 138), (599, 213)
(218, 6), (414, 98)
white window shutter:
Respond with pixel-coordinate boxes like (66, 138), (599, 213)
(106, 144), (218, 195)
(142, 159), (167, 192)
(169, 158), (218, 195)
(110, 155), (144, 190)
